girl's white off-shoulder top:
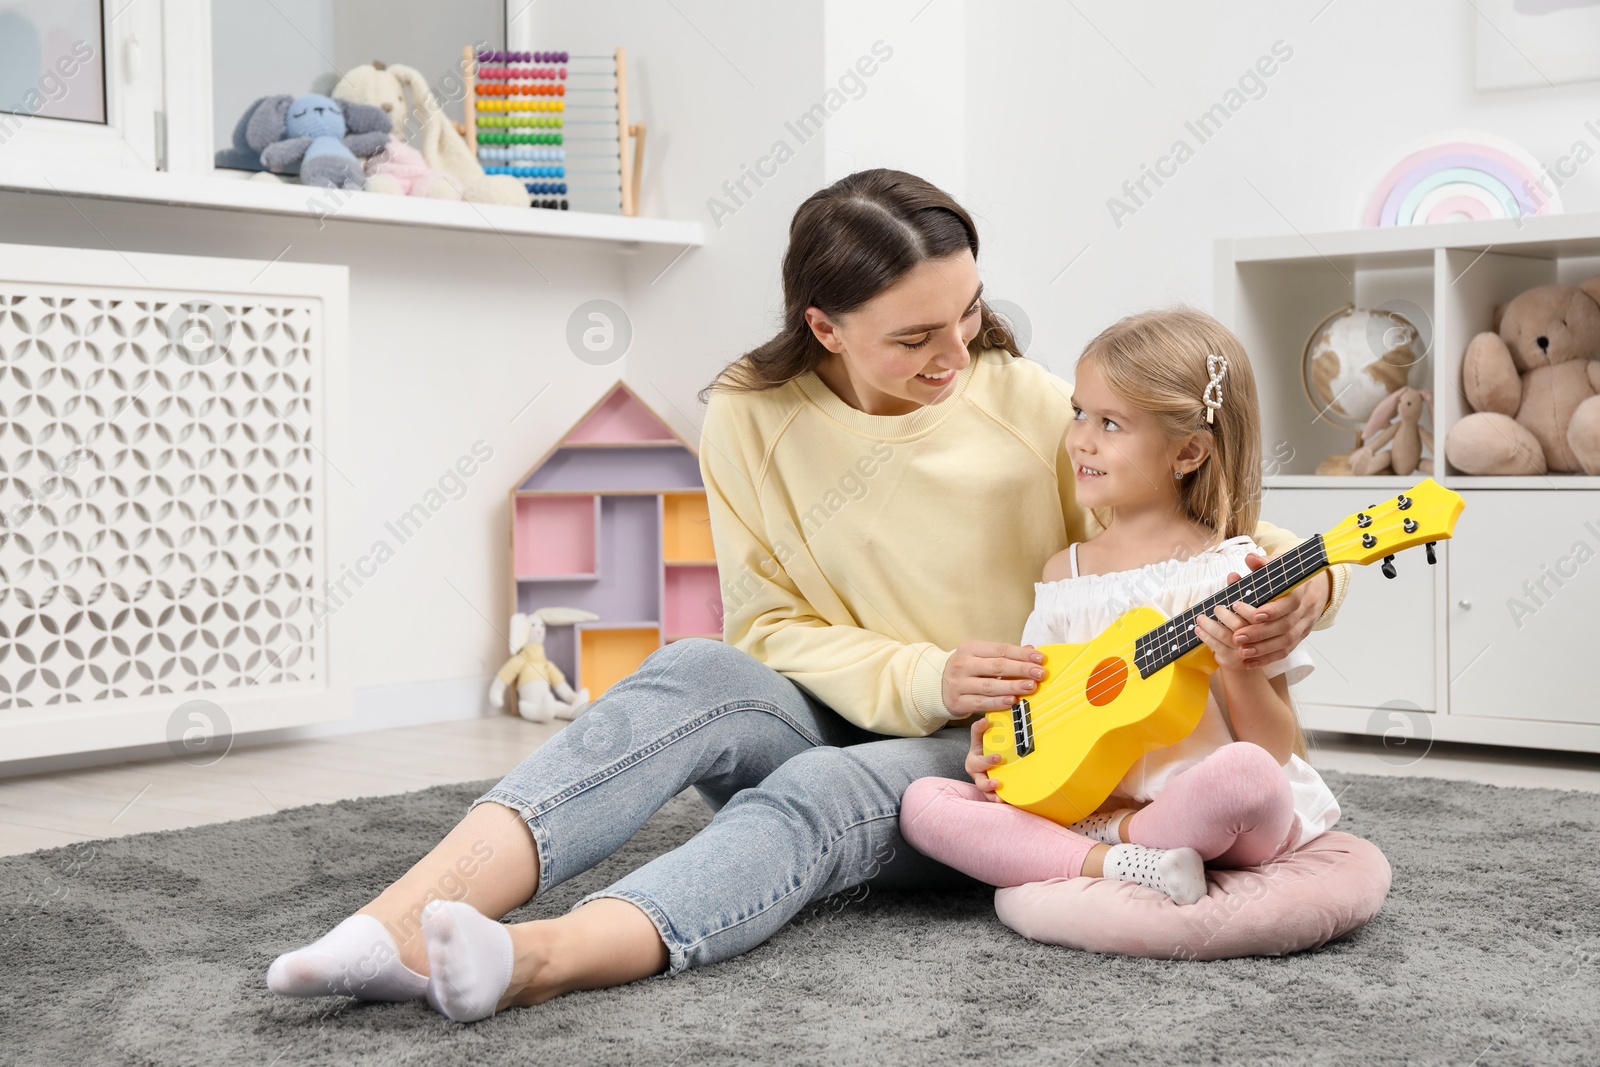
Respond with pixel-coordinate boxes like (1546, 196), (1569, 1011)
(1019, 535), (1340, 851)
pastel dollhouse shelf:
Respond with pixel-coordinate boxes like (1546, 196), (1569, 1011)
(507, 383), (722, 702)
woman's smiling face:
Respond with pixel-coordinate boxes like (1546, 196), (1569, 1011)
(806, 249), (983, 416)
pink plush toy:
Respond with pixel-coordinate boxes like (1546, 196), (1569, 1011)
(364, 135), (463, 199)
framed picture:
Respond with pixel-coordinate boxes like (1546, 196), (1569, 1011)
(1474, 0), (1600, 90)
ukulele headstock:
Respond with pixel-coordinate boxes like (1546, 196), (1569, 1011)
(1322, 478), (1464, 568)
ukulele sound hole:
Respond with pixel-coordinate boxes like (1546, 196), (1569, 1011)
(1085, 657), (1129, 706)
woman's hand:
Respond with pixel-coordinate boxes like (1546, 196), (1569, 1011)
(942, 640), (1045, 716)
(1220, 556), (1329, 670)
(964, 717), (1004, 802)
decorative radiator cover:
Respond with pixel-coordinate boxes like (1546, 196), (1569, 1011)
(0, 244), (352, 761)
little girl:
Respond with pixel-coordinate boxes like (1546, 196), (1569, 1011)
(900, 307), (1340, 906)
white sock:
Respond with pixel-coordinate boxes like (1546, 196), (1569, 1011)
(1103, 843), (1208, 906)
(1067, 808), (1138, 845)
(422, 900), (515, 1023)
(265, 913), (427, 1001)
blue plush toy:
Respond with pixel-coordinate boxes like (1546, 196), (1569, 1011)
(232, 92), (392, 190)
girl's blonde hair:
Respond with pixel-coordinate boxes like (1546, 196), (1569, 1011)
(1078, 307), (1308, 759)
(1077, 306), (1262, 541)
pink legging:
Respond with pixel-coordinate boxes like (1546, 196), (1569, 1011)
(899, 741), (1296, 887)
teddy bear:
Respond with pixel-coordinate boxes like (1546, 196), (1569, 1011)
(1350, 386), (1433, 476)
(325, 61), (526, 207)
(489, 607), (598, 723)
(233, 93), (392, 190)
(1444, 278), (1600, 476)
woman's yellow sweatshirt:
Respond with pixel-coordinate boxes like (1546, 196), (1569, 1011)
(698, 349), (1348, 737)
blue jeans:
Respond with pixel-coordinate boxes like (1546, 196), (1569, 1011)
(472, 638), (978, 977)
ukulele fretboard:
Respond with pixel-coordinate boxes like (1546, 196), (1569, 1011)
(1133, 535), (1329, 678)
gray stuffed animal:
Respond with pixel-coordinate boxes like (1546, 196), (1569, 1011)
(220, 92), (391, 189)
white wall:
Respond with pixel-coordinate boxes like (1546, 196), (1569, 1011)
(961, 0), (1600, 379)
(527, 1), (828, 435)
(821, 0), (968, 200)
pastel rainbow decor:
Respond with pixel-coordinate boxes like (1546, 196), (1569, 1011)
(1361, 133), (1560, 228)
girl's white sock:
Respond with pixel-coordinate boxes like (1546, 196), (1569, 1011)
(421, 900), (515, 1023)
(1103, 843), (1208, 906)
(1067, 808), (1138, 845)
(265, 913), (428, 1001)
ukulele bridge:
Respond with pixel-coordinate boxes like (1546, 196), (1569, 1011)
(1008, 698), (1035, 757)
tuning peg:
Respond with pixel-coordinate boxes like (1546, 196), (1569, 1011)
(1425, 541), (1437, 565)
(1381, 554), (1397, 579)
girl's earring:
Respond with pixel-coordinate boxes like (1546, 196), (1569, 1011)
(1174, 469), (1184, 480)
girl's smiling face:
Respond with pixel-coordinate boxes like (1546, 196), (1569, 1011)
(806, 250), (984, 417)
(1068, 358), (1205, 510)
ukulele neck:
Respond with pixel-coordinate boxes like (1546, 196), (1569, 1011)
(1133, 535), (1329, 678)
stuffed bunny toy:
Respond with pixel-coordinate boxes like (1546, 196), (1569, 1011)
(1350, 386), (1434, 476)
(490, 607), (598, 723)
(246, 93), (393, 190)
(327, 62), (463, 199)
(323, 61), (526, 205)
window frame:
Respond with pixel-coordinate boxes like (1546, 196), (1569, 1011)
(0, 0), (165, 170)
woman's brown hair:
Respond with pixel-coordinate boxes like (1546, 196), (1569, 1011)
(699, 168), (1022, 402)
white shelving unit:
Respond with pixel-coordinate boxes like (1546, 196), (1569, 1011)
(1216, 211), (1600, 755)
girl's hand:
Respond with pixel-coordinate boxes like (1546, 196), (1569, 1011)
(964, 717), (1004, 802)
(1220, 555), (1328, 670)
(942, 640), (1045, 717)
(1194, 575), (1252, 672)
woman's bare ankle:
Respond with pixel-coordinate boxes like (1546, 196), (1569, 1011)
(500, 921), (560, 1008)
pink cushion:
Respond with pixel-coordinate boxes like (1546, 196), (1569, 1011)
(993, 831), (1391, 960)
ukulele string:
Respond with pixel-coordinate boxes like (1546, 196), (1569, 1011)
(1004, 535), (1325, 736)
(1012, 518), (1417, 738)
(1008, 517), (1420, 740)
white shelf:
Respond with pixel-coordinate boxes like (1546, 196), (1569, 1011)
(1266, 474), (1600, 490)
(0, 163), (705, 248)
(1265, 475), (1423, 490)
(1227, 209), (1600, 265)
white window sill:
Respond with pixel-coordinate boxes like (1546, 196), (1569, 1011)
(0, 163), (704, 248)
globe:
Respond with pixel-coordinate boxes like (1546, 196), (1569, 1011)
(1301, 303), (1427, 474)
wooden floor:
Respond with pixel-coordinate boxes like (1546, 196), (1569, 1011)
(2, 718), (1598, 858)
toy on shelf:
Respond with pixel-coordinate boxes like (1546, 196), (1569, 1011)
(1445, 278), (1600, 476)
(329, 62), (464, 200)
(1349, 387), (1433, 476)
(247, 93), (393, 189)
(491, 606), (599, 722)
(322, 58), (525, 205)
(1300, 303), (1429, 476)
(507, 383), (719, 703)
(462, 47), (646, 214)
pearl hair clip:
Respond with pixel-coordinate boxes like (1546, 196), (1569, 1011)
(1203, 353), (1228, 425)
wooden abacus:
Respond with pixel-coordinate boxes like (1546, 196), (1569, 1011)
(463, 46), (646, 215)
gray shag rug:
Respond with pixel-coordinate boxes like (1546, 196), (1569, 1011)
(2, 769), (1598, 1066)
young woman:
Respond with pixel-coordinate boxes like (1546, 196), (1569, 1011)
(265, 169), (1348, 1021)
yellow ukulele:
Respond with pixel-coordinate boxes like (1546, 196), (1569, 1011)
(983, 478), (1464, 826)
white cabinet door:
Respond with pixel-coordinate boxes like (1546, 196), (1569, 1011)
(1448, 490), (1597, 725)
(1260, 489), (1438, 711)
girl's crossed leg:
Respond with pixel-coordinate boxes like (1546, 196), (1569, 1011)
(899, 741), (1296, 904)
